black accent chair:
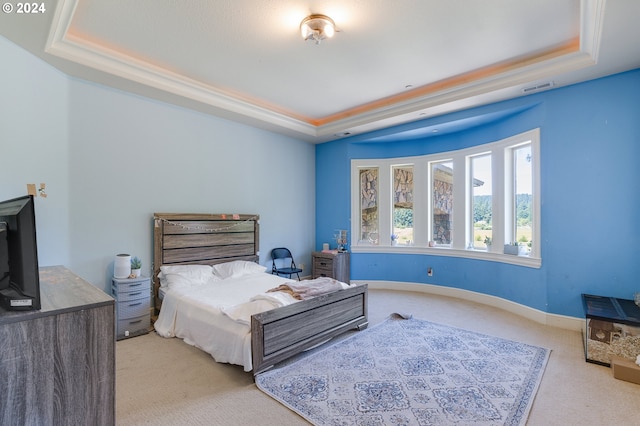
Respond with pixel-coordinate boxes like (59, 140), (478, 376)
(271, 247), (303, 280)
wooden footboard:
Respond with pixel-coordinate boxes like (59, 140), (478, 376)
(251, 284), (368, 375)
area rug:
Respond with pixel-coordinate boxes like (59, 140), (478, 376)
(255, 314), (550, 425)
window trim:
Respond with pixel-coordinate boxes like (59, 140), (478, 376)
(351, 128), (541, 268)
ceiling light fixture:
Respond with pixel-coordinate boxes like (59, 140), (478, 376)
(300, 14), (335, 44)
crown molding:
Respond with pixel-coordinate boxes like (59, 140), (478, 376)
(45, 0), (319, 138)
(44, 0), (606, 142)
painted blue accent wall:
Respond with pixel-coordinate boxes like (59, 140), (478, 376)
(316, 69), (640, 318)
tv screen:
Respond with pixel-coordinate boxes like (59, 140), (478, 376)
(0, 195), (41, 310)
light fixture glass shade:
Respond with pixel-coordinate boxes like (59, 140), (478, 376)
(300, 14), (335, 44)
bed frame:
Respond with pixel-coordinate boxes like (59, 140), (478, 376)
(153, 213), (368, 375)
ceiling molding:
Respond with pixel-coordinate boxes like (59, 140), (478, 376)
(45, 0), (319, 138)
(580, 0), (607, 60)
(316, 48), (597, 139)
(41, 0), (610, 143)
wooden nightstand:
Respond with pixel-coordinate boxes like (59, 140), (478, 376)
(312, 251), (350, 283)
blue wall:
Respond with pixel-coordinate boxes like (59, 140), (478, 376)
(316, 69), (640, 318)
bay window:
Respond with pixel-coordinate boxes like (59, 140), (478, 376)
(351, 129), (541, 267)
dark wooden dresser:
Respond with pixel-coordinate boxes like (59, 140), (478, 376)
(0, 266), (115, 425)
(312, 251), (350, 283)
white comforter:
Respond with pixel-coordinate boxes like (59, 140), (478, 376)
(154, 273), (299, 372)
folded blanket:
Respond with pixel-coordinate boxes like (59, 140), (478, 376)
(267, 277), (347, 300)
(221, 278), (347, 325)
(221, 291), (298, 325)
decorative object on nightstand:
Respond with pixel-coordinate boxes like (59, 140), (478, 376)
(334, 230), (348, 252)
(113, 253), (131, 278)
(130, 256), (142, 277)
(312, 250), (350, 283)
(112, 275), (151, 340)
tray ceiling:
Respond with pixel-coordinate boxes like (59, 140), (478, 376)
(1, 0), (639, 142)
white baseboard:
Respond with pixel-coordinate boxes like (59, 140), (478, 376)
(354, 280), (584, 332)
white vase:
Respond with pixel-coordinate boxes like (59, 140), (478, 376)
(131, 268), (141, 278)
(114, 254), (131, 278)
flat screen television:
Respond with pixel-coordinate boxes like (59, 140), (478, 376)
(0, 195), (41, 310)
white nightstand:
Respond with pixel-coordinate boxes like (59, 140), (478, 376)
(112, 276), (151, 340)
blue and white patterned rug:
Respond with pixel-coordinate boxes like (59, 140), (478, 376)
(255, 314), (550, 425)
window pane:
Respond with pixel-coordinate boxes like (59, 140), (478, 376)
(471, 155), (492, 249)
(359, 168), (379, 244)
(514, 145), (532, 255)
(392, 165), (414, 245)
(432, 161), (453, 245)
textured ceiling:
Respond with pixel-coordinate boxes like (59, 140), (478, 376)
(1, 0), (639, 142)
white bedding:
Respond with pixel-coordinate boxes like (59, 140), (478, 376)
(154, 272), (299, 372)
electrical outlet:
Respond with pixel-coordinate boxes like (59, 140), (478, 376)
(427, 267), (433, 277)
(299, 263), (305, 271)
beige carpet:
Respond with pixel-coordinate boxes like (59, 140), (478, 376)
(116, 289), (640, 425)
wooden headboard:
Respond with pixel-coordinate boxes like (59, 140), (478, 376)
(152, 213), (260, 313)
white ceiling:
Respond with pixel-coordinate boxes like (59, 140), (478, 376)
(1, 0), (639, 143)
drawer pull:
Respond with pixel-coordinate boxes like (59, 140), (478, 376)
(128, 302), (143, 307)
(128, 292), (142, 297)
(320, 262), (327, 266)
(129, 283), (142, 287)
(128, 319), (143, 325)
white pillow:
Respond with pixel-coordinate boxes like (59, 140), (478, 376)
(158, 273), (198, 291)
(211, 260), (267, 280)
(158, 264), (215, 288)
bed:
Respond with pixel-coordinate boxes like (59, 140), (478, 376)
(152, 213), (368, 375)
